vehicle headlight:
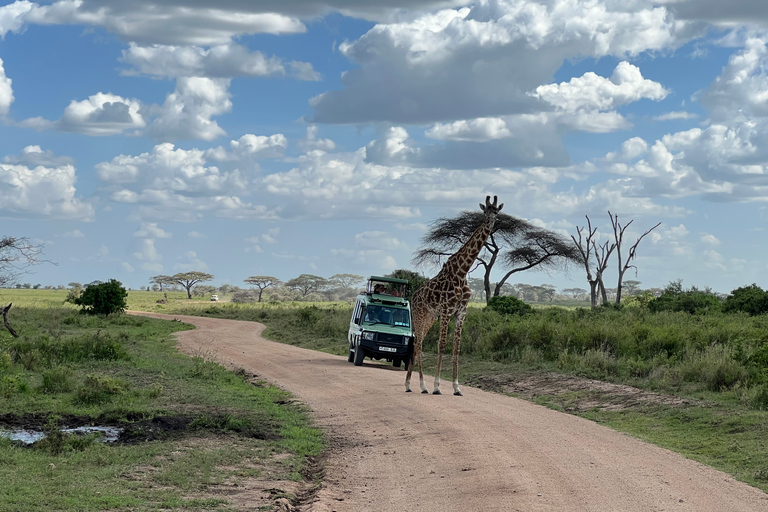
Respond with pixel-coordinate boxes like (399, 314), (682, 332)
(362, 332), (375, 341)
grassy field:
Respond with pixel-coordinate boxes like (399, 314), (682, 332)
(131, 293), (768, 494)
(0, 289), (324, 511)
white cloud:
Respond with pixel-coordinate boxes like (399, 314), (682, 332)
(148, 77), (231, 141)
(174, 250), (208, 272)
(205, 133), (287, 161)
(311, 1), (697, 124)
(0, 1), (33, 38)
(653, 111), (698, 121)
(120, 42), (317, 80)
(0, 57), (13, 118)
(96, 142), (275, 221)
(0, 160), (93, 220)
(2, 145), (74, 167)
(26, 2), (306, 46)
(535, 61), (668, 112)
(57, 92), (145, 136)
(134, 222), (172, 238)
(701, 37), (768, 123)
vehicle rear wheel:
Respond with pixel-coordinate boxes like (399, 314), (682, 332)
(353, 338), (365, 366)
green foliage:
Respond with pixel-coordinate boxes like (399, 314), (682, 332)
(648, 280), (722, 314)
(486, 295), (532, 316)
(68, 279), (128, 315)
(385, 269), (429, 299)
(723, 284), (768, 316)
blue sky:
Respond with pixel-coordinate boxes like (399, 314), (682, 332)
(2, 0), (768, 294)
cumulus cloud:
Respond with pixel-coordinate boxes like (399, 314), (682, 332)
(700, 37), (768, 123)
(2, 145), (74, 166)
(95, 142), (276, 221)
(311, 1), (697, 124)
(57, 92), (145, 136)
(0, 57), (13, 118)
(205, 133), (287, 161)
(0, 156), (93, 220)
(535, 61), (668, 112)
(120, 42), (318, 80)
(133, 222), (172, 238)
(148, 77), (232, 141)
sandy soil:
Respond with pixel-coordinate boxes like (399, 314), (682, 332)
(131, 312), (768, 512)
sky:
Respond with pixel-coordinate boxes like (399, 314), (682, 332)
(2, 0), (768, 294)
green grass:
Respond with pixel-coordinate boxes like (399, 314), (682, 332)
(0, 295), (324, 511)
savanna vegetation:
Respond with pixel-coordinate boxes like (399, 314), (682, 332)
(0, 290), (324, 511)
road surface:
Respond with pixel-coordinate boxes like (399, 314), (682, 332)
(132, 312), (768, 512)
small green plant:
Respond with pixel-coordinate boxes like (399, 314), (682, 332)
(74, 373), (127, 404)
(67, 279), (128, 315)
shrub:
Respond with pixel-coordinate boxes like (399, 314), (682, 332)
(74, 373), (127, 404)
(486, 296), (532, 316)
(723, 284), (768, 316)
(68, 279), (128, 315)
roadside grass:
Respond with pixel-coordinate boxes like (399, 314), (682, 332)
(134, 292), (768, 493)
(0, 294), (324, 511)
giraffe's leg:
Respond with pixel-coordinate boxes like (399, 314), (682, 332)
(452, 307), (467, 396)
(433, 315), (450, 395)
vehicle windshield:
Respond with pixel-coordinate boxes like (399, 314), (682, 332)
(363, 305), (410, 328)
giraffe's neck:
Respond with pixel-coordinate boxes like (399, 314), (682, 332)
(441, 217), (494, 278)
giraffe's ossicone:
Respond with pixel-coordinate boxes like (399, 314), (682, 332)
(405, 195), (503, 396)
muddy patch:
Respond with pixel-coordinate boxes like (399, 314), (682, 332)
(471, 372), (698, 412)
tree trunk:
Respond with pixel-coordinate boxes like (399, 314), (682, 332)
(2, 303), (18, 337)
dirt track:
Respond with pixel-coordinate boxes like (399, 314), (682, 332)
(132, 312), (768, 511)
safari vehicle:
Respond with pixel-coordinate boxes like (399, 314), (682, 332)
(348, 276), (413, 368)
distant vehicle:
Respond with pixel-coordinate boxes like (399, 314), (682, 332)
(210, 294), (218, 301)
(347, 276), (412, 368)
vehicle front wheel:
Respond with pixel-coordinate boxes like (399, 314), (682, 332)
(353, 339), (365, 366)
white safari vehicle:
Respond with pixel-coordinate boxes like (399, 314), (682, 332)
(348, 276), (413, 368)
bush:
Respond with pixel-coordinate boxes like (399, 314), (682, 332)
(723, 284), (768, 316)
(486, 296), (532, 316)
(68, 279), (128, 315)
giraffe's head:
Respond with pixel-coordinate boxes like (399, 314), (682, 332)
(479, 195), (504, 220)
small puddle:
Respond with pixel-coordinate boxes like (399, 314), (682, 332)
(0, 426), (123, 444)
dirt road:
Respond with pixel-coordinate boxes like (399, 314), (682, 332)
(132, 312), (768, 511)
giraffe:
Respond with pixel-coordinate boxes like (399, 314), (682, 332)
(405, 195), (503, 396)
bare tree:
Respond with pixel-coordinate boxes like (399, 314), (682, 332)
(414, 212), (580, 303)
(571, 216), (615, 307)
(244, 276), (282, 302)
(609, 212), (661, 304)
(0, 237), (44, 288)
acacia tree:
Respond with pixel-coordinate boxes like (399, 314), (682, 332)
(150, 274), (176, 292)
(171, 271), (214, 299)
(609, 212), (661, 304)
(285, 274), (327, 297)
(414, 212), (580, 303)
(244, 276), (282, 302)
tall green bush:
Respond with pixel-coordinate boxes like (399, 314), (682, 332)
(68, 279), (128, 315)
(723, 284), (768, 316)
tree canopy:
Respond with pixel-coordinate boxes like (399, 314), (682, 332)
(413, 211), (579, 302)
(170, 272), (214, 299)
